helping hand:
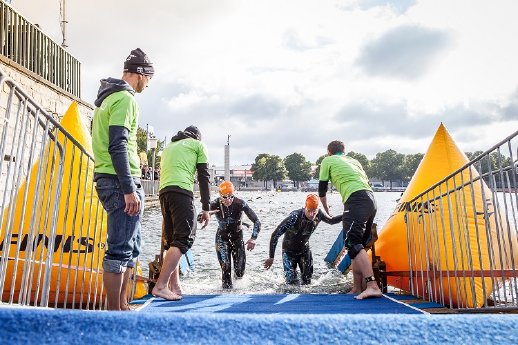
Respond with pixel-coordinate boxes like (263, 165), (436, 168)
(198, 211), (210, 229)
(245, 239), (256, 251)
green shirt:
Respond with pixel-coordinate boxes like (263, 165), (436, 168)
(92, 90), (140, 176)
(319, 154), (372, 203)
(159, 138), (209, 192)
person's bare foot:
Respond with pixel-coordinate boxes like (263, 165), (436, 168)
(152, 287), (182, 301)
(354, 286), (382, 300)
(168, 282), (184, 296)
(121, 303), (133, 311)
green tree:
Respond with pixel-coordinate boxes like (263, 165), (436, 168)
(347, 151), (371, 177)
(251, 153), (270, 188)
(314, 154), (327, 179)
(371, 149), (405, 189)
(477, 151), (513, 188)
(264, 155), (287, 188)
(402, 153), (424, 183)
(284, 153), (312, 188)
(465, 151), (484, 161)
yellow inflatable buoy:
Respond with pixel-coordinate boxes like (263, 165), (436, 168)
(376, 123), (518, 308)
(0, 102), (106, 307)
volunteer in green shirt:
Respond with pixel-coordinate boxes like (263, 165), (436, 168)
(151, 126), (210, 301)
(92, 48), (153, 310)
(319, 140), (382, 300)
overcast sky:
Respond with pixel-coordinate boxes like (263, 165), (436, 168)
(10, 0), (518, 166)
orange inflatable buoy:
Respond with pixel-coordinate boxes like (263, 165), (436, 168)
(376, 123), (518, 308)
(0, 101), (106, 307)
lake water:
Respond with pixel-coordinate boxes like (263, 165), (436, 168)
(139, 191), (402, 294)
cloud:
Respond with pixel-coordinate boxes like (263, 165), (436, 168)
(356, 25), (453, 80)
(334, 95), (517, 144)
(357, 0), (417, 14)
(230, 95), (283, 119)
(502, 88), (518, 120)
(8, 0), (518, 166)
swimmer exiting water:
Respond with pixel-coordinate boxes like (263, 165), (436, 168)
(263, 194), (342, 285)
(207, 181), (261, 289)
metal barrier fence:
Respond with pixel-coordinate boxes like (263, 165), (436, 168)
(0, 2), (81, 97)
(399, 131), (518, 310)
(141, 179), (159, 196)
(0, 69), (113, 309)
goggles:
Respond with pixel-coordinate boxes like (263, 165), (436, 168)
(221, 194), (234, 200)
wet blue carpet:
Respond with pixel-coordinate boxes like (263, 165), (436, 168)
(1, 306), (518, 344)
(140, 293), (423, 314)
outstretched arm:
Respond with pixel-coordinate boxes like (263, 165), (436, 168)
(263, 212), (297, 269)
(319, 209), (342, 225)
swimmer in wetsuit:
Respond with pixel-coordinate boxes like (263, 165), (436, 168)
(263, 194), (342, 285)
(209, 181), (261, 289)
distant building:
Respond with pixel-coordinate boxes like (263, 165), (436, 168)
(210, 165), (255, 189)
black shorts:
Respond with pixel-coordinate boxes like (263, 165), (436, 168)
(342, 190), (377, 249)
(160, 191), (197, 254)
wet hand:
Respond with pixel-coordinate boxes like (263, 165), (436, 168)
(199, 211), (210, 229)
(246, 239), (256, 251)
(263, 258), (274, 269)
(124, 192), (141, 216)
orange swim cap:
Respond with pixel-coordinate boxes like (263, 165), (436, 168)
(219, 181), (235, 195)
(305, 194), (319, 210)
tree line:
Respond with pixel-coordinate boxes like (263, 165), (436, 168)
(135, 126), (514, 188)
(251, 150), (514, 188)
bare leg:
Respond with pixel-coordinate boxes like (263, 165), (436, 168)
(349, 260), (364, 294)
(168, 267), (184, 296)
(103, 271), (123, 310)
(120, 269), (132, 311)
(353, 250), (382, 299)
(151, 247), (182, 301)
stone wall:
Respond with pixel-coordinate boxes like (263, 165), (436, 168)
(0, 56), (93, 127)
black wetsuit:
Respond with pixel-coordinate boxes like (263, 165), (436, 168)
(210, 197), (261, 288)
(269, 209), (342, 285)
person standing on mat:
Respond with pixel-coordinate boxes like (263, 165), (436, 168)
(92, 48), (153, 310)
(208, 181), (261, 289)
(319, 140), (382, 299)
(263, 194), (342, 285)
(151, 126), (211, 301)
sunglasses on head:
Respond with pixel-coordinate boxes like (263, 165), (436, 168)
(221, 195), (234, 200)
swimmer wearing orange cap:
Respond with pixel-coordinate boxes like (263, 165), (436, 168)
(207, 181), (261, 289)
(263, 194), (342, 285)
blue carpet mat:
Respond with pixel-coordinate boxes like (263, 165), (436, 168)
(1, 307), (518, 345)
(140, 293), (424, 314)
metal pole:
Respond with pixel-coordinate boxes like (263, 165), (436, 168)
(60, 0), (68, 48)
(152, 148), (156, 195)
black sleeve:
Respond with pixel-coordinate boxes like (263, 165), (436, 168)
(319, 209), (342, 224)
(243, 202), (261, 239)
(108, 125), (136, 194)
(269, 211), (298, 258)
(197, 163), (211, 211)
(318, 180), (329, 197)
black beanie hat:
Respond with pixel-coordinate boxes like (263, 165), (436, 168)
(184, 125), (202, 140)
(123, 48), (154, 76)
